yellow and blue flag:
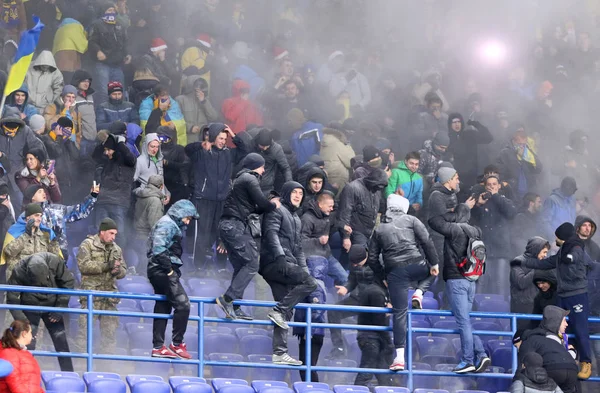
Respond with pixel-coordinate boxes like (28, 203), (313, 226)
(3, 16), (44, 97)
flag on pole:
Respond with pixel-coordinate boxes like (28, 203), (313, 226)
(3, 16), (44, 97)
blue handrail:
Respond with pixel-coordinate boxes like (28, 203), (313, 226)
(1, 284), (599, 390)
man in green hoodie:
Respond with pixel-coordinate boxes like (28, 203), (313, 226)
(385, 151), (423, 214)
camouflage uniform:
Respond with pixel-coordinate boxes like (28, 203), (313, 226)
(76, 234), (127, 353)
(3, 228), (61, 280)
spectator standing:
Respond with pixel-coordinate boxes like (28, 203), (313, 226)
(252, 129), (292, 195)
(133, 174), (164, 272)
(5, 86), (38, 124)
(140, 85), (187, 146)
(134, 133), (168, 197)
(216, 153), (280, 320)
(137, 38), (173, 88)
(288, 108), (323, 168)
(156, 126), (190, 205)
(530, 270), (558, 328)
(14, 147), (61, 206)
(24, 50), (64, 113)
(147, 200), (199, 360)
(43, 85), (79, 135)
(410, 92), (449, 150)
(511, 193), (544, 253)
(176, 76), (219, 144)
(386, 151), (424, 214)
(418, 132), (450, 191)
(351, 145), (382, 180)
(52, 17), (88, 82)
(221, 79), (264, 137)
(0, 320), (44, 393)
(76, 218), (126, 354)
(95, 82), (139, 130)
(575, 215), (600, 261)
(543, 177), (577, 241)
(320, 126), (355, 192)
(70, 70), (97, 155)
(6, 253), (74, 371)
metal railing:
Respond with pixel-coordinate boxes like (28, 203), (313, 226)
(1, 284), (599, 391)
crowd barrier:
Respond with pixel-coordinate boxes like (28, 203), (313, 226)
(1, 284), (599, 390)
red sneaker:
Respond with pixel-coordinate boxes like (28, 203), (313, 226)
(169, 342), (192, 359)
(151, 345), (176, 359)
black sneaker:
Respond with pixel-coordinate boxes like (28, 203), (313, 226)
(453, 361), (476, 374)
(268, 309), (289, 329)
(216, 296), (237, 319)
(234, 307), (253, 320)
(475, 356), (491, 373)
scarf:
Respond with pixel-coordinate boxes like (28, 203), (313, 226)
(2, 124), (17, 137)
(102, 11), (116, 25)
(153, 98), (172, 126)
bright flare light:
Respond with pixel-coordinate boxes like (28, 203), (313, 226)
(480, 40), (507, 64)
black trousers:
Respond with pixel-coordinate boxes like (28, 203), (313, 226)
(260, 261), (317, 355)
(547, 368), (581, 393)
(328, 295), (360, 350)
(149, 271), (191, 348)
(220, 218), (259, 300)
(299, 335), (324, 382)
(24, 311), (74, 372)
(193, 199), (225, 267)
(354, 332), (395, 387)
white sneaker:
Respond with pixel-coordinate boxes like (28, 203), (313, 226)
(273, 353), (303, 366)
(411, 293), (423, 309)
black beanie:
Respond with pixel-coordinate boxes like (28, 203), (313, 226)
(243, 153), (265, 171)
(103, 134), (118, 150)
(25, 147), (47, 165)
(57, 116), (74, 129)
(348, 245), (367, 264)
(362, 145), (380, 162)
(255, 129), (272, 147)
(99, 218), (118, 232)
(109, 121), (127, 136)
(23, 184), (43, 203)
(25, 203), (43, 217)
(555, 222), (575, 241)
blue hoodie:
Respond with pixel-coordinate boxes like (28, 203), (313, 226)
(543, 188), (576, 240)
(293, 256), (327, 338)
(291, 121), (323, 168)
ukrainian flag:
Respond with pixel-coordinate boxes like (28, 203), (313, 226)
(4, 16), (44, 97)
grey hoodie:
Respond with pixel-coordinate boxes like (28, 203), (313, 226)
(175, 75), (219, 143)
(25, 51), (64, 112)
(134, 133), (169, 196)
(133, 176), (165, 237)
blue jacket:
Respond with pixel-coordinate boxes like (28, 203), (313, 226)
(96, 100), (140, 130)
(126, 123), (142, 157)
(293, 256), (327, 338)
(291, 121), (323, 168)
(543, 188), (576, 240)
(147, 200), (199, 277)
(41, 195), (97, 250)
(233, 65), (266, 100)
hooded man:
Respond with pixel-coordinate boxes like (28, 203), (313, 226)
(134, 133), (169, 201)
(259, 180), (318, 366)
(446, 112), (493, 196)
(157, 126), (189, 205)
(184, 123), (239, 266)
(5, 85), (39, 124)
(288, 108), (323, 167)
(222, 79), (264, 136)
(216, 153), (281, 321)
(133, 174), (165, 270)
(147, 200), (199, 360)
(24, 51), (64, 113)
(531, 270), (558, 328)
(252, 128), (293, 195)
(543, 177), (577, 241)
(337, 168), (388, 253)
(510, 237), (551, 330)
(298, 166), (326, 215)
(510, 352), (563, 393)
(96, 81), (139, 130)
(369, 194), (439, 371)
(175, 76), (219, 144)
(418, 131), (450, 187)
(512, 193), (544, 253)
(519, 306), (580, 393)
(295, 154), (325, 187)
(140, 84), (187, 146)
(352, 145), (382, 180)
(518, 222), (593, 380)
(7, 252), (75, 372)
(575, 215), (600, 261)
(71, 69), (97, 154)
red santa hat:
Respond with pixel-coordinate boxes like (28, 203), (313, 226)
(150, 38), (168, 52)
(273, 46), (289, 61)
(197, 34), (212, 49)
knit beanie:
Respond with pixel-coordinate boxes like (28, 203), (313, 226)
(107, 81), (123, 95)
(61, 85), (77, 97)
(23, 184), (43, 203)
(438, 166), (457, 184)
(433, 132), (450, 147)
(103, 134), (118, 150)
(555, 222), (575, 241)
(29, 114), (46, 133)
(348, 245), (367, 265)
(25, 203), (43, 217)
(362, 145), (380, 162)
(99, 218), (118, 232)
(57, 116), (73, 129)
(255, 129), (272, 147)
(243, 153), (265, 171)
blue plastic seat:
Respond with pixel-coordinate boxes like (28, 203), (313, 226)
(219, 386), (256, 393)
(239, 334), (271, 356)
(471, 321), (502, 332)
(247, 355), (287, 381)
(45, 376), (86, 392)
(205, 333), (238, 356)
(126, 374), (164, 389)
(126, 322), (153, 335)
(374, 388), (410, 393)
(140, 299), (155, 313)
(413, 390), (449, 393)
(41, 371), (79, 385)
(456, 390), (490, 393)
(119, 282), (154, 294)
(476, 299), (509, 313)
(235, 327), (270, 339)
(293, 382), (330, 393)
(204, 326), (233, 335)
(132, 380), (171, 393)
(175, 383), (214, 393)
(212, 378), (249, 392)
(117, 298), (139, 310)
(333, 385), (370, 393)
(83, 372), (120, 386)
(491, 348), (512, 370)
(252, 380), (289, 392)
(416, 336), (452, 357)
(170, 376), (207, 389)
(210, 353), (246, 379)
(88, 378), (127, 393)
(487, 339), (511, 353)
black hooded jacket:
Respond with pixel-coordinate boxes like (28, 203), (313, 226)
(575, 215), (600, 261)
(428, 203), (482, 281)
(298, 166), (326, 216)
(512, 361), (560, 393)
(157, 126), (189, 199)
(221, 168), (276, 222)
(337, 169), (388, 239)
(92, 134), (136, 207)
(260, 181), (307, 269)
(446, 113), (493, 188)
(531, 269), (558, 327)
(252, 131), (292, 194)
(519, 307), (578, 373)
(427, 181), (458, 224)
(300, 198), (332, 258)
(470, 192), (517, 258)
(510, 237), (550, 314)
(7, 252), (75, 321)
(88, 4), (128, 66)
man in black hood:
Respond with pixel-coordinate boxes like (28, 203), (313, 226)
(298, 166), (326, 216)
(337, 168), (388, 255)
(531, 270), (558, 328)
(252, 128), (293, 195)
(446, 112), (493, 198)
(510, 352), (563, 393)
(575, 215), (600, 261)
(510, 236), (551, 330)
(259, 181), (318, 366)
(157, 125), (189, 206)
(519, 306), (580, 393)
(518, 222), (593, 380)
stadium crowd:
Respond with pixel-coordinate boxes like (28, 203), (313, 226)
(1, 1), (600, 392)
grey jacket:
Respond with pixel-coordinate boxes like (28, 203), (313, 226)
(175, 75), (219, 143)
(133, 183), (164, 237)
(510, 237), (550, 313)
(134, 133), (169, 196)
(24, 50), (64, 112)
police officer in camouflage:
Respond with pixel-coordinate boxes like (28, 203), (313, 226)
(76, 218), (126, 353)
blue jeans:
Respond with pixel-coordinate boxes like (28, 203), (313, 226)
(446, 279), (486, 364)
(327, 255), (348, 284)
(95, 204), (128, 245)
(95, 62), (125, 106)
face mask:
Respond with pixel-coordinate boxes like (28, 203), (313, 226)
(102, 11), (117, 24)
(2, 125), (18, 137)
(109, 96), (123, 105)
